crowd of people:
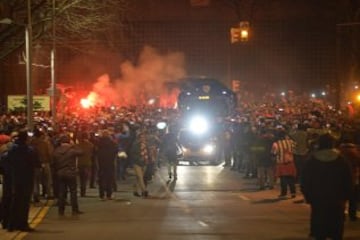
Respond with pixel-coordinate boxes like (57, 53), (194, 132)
(218, 96), (360, 239)
(0, 93), (359, 239)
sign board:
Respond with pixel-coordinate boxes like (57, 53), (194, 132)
(7, 95), (51, 112)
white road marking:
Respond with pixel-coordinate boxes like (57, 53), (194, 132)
(239, 195), (250, 201)
(198, 221), (209, 227)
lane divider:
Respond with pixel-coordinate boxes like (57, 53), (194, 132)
(12, 200), (53, 240)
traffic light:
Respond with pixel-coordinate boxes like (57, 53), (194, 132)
(239, 21), (249, 41)
(230, 21), (250, 43)
(230, 27), (241, 43)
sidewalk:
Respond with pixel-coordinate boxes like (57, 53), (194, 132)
(0, 184), (52, 240)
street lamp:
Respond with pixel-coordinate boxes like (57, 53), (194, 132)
(0, 17), (33, 130)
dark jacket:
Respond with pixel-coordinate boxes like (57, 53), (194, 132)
(159, 132), (180, 162)
(96, 136), (117, 169)
(301, 149), (353, 205)
(53, 143), (83, 178)
(6, 142), (40, 185)
(339, 143), (360, 185)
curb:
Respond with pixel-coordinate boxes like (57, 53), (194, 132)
(0, 200), (52, 240)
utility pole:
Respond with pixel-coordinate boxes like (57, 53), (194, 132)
(51, 0), (56, 129)
(26, 0), (33, 131)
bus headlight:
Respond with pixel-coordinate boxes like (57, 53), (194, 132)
(203, 144), (215, 154)
(189, 116), (209, 134)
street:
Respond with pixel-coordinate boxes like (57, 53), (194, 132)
(2, 163), (360, 240)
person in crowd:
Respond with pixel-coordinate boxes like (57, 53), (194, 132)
(222, 129), (233, 167)
(89, 131), (99, 189)
(0, 132), (10, 156)
(130, 129), (150, 197)
(76, 132), (95, 197)
(144, 127), (160, 184)
(234, 121), (251, 173)
(301, 133), (353, 240)
(289, 123), (309, 183)
(4, 130), (40, 232)
(230, 121), (243, 171)
(271, 129), (297, 198)
(0, 132), (11, 228)
(53, 134), (83, 216)
(254, 128), (275, 190)
(30, 129), (54, 201)
(96, 129), (117, 200)
(339, 137), (360, 222)
(244, 125), (258, 178)
(159, 127), (181, 180)
(114, 123), (131, 181)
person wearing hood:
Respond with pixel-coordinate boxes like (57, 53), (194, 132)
(301, 133), (353, 240)
(53, 134), (83, 216)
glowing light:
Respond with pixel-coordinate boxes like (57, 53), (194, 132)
(203, 144), (215, 154)
(189, 116), (209, 134)
(321, 91), (326, 96)
(80, 98), (91, 109)
(241, 29), (249, 39)
(80, 92), (98, 109)
(356, 94), (360, 102)
(148, 98), (156, 105)
(311, 93), (316, 98)
(280, 92), (285, 96)
(198, 96), (210, 100)
(156, 122), (167, 130)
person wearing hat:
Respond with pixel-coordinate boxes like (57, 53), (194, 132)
(301, 133), (353, 240)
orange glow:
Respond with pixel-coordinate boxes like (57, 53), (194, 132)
(80, 98), (91, 109)
(80, 92), (98, 109)
(241, 30), (248, 38)
(159, 88), (180, 108)
(357, 94), (360, 102)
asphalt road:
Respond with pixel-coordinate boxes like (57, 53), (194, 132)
(2, 163), (360, 240)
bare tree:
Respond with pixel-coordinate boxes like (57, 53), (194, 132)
(0, 0), (132, 59)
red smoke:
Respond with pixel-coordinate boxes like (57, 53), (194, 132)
(81, 46), (186, 108)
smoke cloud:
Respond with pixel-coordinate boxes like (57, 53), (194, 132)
(87, 46), (186, 107)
